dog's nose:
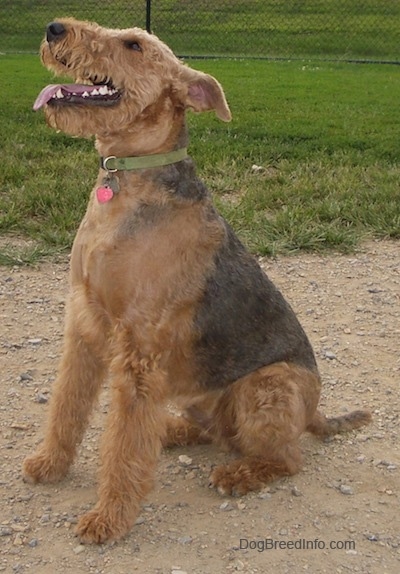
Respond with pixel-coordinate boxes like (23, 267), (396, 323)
(46, 22), (66, 42)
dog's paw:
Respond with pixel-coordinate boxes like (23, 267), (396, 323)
(209, 460), (263, 496)
(22, 450), (70, 484)
(76, 508), (132, 544)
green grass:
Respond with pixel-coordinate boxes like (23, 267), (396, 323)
(1, 53), (400, 263)
(1, 1), (399, 61)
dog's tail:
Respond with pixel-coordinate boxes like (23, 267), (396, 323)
(307, 409), (372, 439)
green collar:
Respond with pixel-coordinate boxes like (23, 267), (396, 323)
(100, 147), (188, 172)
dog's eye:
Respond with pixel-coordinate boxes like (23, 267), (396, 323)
(125, 40), (142, 52)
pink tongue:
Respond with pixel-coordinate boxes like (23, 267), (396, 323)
(33, 84), (98, 111)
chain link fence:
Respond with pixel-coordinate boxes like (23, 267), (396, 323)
(1, 1), (399, 62)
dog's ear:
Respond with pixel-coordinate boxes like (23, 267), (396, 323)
(179, 67), (231, 122)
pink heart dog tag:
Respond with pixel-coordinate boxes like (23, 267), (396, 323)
(96, 186), (114, 203)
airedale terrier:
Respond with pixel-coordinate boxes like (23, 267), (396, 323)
(23, 18), (371, 544)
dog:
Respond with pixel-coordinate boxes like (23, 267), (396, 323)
(23, 18), (371, 543)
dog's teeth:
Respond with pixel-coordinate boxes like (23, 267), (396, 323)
(92, 89), (100, 96)
(82, 91), (89, 98)
(99, 86), (108, 95)
(56, 89), (64, 99)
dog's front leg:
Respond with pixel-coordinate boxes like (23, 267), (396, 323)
(76, 330), (167, 544)
(23, 295), (107, 483)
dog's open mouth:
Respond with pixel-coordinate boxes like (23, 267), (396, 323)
(33, 80), (122, 111)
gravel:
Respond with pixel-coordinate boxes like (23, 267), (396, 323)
(0, 239), (399, 573)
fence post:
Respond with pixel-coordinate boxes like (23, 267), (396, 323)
(146, 0), (152, 33)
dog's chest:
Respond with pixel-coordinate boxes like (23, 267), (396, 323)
(70, 199), (220, 324)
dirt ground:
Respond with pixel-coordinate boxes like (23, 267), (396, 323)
(0, 239), (399, 574)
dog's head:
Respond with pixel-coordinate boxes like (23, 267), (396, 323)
(34, 18), (231, 145)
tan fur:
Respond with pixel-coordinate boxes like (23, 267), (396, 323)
(23, 18), (371, 544)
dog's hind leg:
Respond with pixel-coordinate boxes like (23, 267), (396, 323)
(163, 392), (222, 448)
(163, 414), (212, 447)
(208, 362), (321, 496)
(23, 293), (107, 483)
